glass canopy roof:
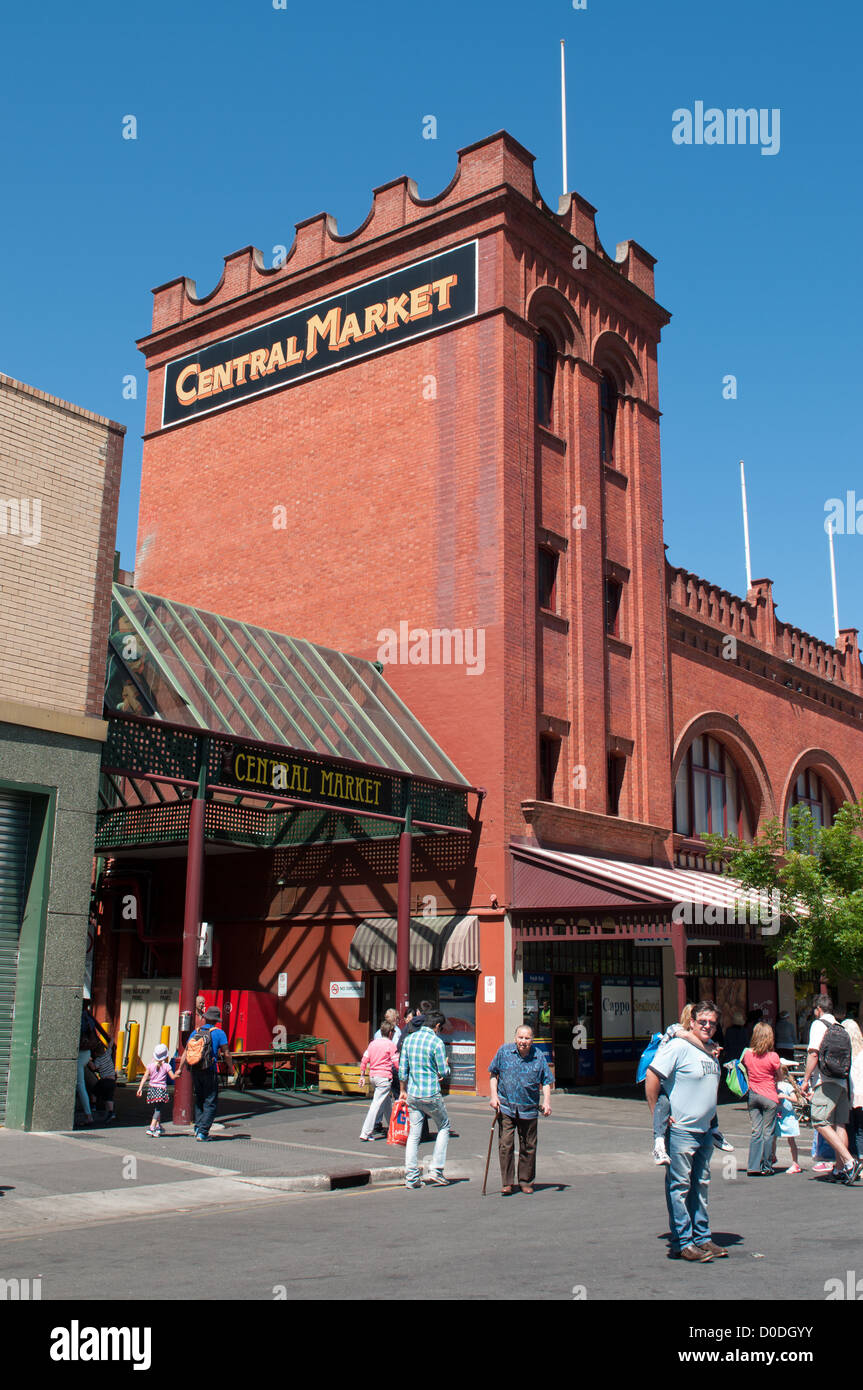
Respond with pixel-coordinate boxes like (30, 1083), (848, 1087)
(105, 585), (468, 785)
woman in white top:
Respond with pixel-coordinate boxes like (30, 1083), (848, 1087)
(842, 1018), (863, 1158)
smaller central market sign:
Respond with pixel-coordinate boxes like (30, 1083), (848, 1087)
(220, 747), (394, 816)
(162, 240), (478, 427)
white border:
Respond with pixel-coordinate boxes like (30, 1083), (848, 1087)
(159, 239), (480, 431)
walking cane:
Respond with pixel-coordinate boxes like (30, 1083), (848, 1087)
(482, 1110), (499, 1196)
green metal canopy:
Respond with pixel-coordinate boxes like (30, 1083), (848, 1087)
(99, 586), (474, 853)
(106, 584), (467, 784)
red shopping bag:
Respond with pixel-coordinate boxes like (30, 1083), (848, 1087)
(387, 1099), (410, 1146)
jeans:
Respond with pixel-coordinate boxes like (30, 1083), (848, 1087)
(192, 1069), (219, 1137)
(360, 1076), (393, 1138)
(665, 1125), (713, 1252)
(747, 1092), (778, 1172)
(76, 1050), (92, 1119)
(405, 1094), (450, 1183)
(653, 1091), (670, 1140)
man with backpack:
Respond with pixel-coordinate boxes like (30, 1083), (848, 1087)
(800, 992), (862, 1184)
(175, 1005), (235, 1141)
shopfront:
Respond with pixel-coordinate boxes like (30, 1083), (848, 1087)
(519, 937), (665, 1086)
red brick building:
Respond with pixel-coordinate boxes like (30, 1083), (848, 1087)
(123, 130), (863, 1089)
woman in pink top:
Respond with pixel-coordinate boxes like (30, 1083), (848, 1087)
(359, 1021), (399, 1141)
(742, 1023), (783, 1175)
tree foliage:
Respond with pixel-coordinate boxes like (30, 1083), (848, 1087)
(702, 800), (863, 986)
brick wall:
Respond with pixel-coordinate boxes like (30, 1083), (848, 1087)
(0, 376), (124, 718)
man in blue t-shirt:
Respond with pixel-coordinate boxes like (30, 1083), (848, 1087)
(646, 1000), (723, 1262)
(176, 1005), (234, 1141)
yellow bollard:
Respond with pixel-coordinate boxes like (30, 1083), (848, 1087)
(160, 1024), (171, 1052)
(115, 1031), (126, 1074)
(126, 1021), (142, 1079)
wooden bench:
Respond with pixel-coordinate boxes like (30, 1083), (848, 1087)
(318, 1063), (370, 1095)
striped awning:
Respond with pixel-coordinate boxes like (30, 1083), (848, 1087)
(512, 844), (778, 920)
(348, 915), (480, 972)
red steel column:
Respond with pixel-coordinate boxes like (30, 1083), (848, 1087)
(396, 804), (412, 1023)
(672, 919), (688, 1020)
(175, 777), (206, 1124)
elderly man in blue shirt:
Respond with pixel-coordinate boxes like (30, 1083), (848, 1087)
(488, 1024), (553, 1195)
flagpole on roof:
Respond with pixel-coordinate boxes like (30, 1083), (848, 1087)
(740, 459), (752, 592)
(827, 517), (840, 642)
(560, 39), (568, 196)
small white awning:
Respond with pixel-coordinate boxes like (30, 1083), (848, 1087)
(348, 915), (480, 972)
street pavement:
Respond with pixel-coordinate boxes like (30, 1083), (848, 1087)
(1, 1084), (861, 1304)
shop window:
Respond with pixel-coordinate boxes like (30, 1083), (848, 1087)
(600, 372), (618, 463)
(539, 735), (561, 802)
(536, 331), (556, 428)
(605, 578), (623, 637)
(674, 737), (753, 840)
(786, 768), (834, 831)
(538, 548), (558, 611)
(607, 753), (626, 816)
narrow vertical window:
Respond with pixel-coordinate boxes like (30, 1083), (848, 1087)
(600, 372), (618, 463)
(539, 735), (560, 801)
(536, 331), (556, 428)
(607, 754), (626, 816)
(605, 578), (623, 637)
(538, 548), (558, 611)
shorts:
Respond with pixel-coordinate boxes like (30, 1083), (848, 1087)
(811, 1081), (850, 1128)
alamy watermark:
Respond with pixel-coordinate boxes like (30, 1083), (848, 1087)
(672, 103), (780, 156)
(0, 498), (41, 545)
(672, 893), (780, 935)
(824, 493), (863, 535)
(376, 622), (485, 676)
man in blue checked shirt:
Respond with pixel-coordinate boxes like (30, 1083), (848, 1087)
(488, 1025), (553, 1195)
(398, 1010), (452, 1189)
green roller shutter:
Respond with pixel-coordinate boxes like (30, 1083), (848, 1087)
(0, 790), (31, 1122)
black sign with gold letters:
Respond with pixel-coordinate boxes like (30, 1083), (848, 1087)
(162, 241), (478, 427)
(219, 746), (395, 817)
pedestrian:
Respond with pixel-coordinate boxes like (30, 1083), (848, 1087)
(645, 999), (724, 1262)
(175, 1005), (235, 1141)
(799, 993), (862, 1184)
(136, 1043), (175, 1135)
(374, 1008), (402, 1047)
(841, 1017), (863, 1160)
(89, 1028), (118, 1122)
(75, 1004), (99, 1126)
(740, 1022), (783, 1175)
(488, 1024), (552, 1195)
(359, 1020), (399, 1141)
(772, 1070), (802, 1173)
(398, 1009), (451, 1188)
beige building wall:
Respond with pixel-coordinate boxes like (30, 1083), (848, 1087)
(0, 375), (124, 719)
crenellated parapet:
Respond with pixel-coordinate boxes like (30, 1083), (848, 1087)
(667, 561), (863, 700)
(146, 130), (660, 338)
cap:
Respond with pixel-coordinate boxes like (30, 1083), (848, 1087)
(204, 1006), (221, 1023)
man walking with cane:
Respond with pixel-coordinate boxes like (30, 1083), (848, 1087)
(488, 1025), (552, 1195)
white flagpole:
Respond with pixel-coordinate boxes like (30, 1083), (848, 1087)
(740, 459), (752, 592)
(560, 39), (568, 196)
(827, 519), (840, 641)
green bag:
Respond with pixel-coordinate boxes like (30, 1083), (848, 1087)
(724, 1057), (749, 1098)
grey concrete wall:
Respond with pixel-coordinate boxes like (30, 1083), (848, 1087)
(0, 722), (102, 1130)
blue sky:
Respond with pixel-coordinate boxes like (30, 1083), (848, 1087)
(2, 0), (860, 644)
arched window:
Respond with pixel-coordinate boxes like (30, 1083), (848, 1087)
(536, 331), (556, 428)
(600, 372), (618, 463)
(786, 769), (834, 829)
(674, 737), (754, 840)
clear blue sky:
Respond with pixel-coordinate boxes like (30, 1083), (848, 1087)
(3, 0), (860, 645)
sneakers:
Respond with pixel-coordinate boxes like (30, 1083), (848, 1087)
(718, 1141), (735, 1153)
(842, 1159), (863, 1185)
(195, 1132), (209, 1142)
(146, 1127), (157, 1137)
(653, 1138), (670, 1166)
(426, 1173), (450, 1186)
(405, 1178), (422, 1189)
(812, 1161), (834, 1173)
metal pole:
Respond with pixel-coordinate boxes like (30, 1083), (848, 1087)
(560, 39), (568, 197)
(396, 802), (413, 1024)
(672, 919), (688, 1020)
(740, 459), (752, 592)
(827, 519), (840, 642)
(176, 752), (207, 1125)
